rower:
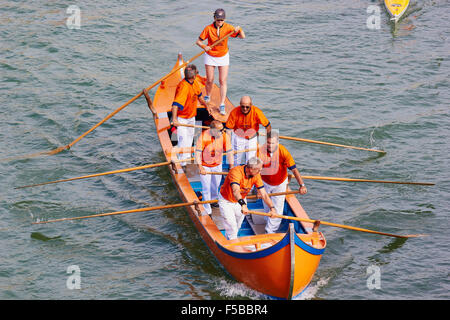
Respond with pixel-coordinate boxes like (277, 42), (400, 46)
(194, 120), (234, 216)
(196, 8), (245, 115)
(171, 65), (208, 167)
(218, 157), (277, 240)
(257, 131), (307, 234)
(225, 96), (271, 166)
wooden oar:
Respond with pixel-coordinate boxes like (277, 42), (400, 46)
(15, 148), (257, 189)
(247, 210), (426, 239)
(296, 175), (434, 186)
(256, 131), (386, 154)
(5, 32), (237, 163)
(175, 124), (386, 154)
(31, 190), (301, 225)
(207, 172), (434, 186)
(279, 135), (385, 153)
(14, 160), (186, 189)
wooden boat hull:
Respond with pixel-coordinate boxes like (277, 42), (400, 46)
(384, 0), (410, 22)
(149, 55), (326, 299)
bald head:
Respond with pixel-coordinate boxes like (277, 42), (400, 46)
(239, 96), (252, 115)
(240, 96), (252, 105)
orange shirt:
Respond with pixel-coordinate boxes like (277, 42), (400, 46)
(199, 22), (239, 57)
(225, 106), (270, 139)
(172, 78), (203, 119)
(195, 74), (206, 88)
(220, 165), (264, 202)
(195, 130), (232, 167)
(258, 143), (296, 186)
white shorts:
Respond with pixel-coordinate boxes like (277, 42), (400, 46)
(204, 52), (229, 67)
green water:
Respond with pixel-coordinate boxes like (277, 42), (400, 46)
(1, 0), (449, 299)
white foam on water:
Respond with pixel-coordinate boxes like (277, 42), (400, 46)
(215, 279), (267, 300)
(216, 277), (330, 300)
(294, 277), (330, 300)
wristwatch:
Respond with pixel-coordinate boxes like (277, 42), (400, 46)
(301, 184), (306, 187)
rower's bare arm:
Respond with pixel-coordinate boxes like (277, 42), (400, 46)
(231, 184), (248, 214)
(171, 105), (179, 126)
(291, 167), (307, 194)
(196, 39), (210, 52)
(235, 26), (245, 39)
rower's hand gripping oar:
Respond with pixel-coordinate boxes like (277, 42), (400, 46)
(3, 30), (237, 163)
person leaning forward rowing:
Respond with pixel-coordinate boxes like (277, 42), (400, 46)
(257, 131), (307, 234)
(225, 96), (271, 166)
(196, 8), (245, 115)
(171, 65), (208, 166)
(195, 120), (234, 216)
(218, 157), (277, 240)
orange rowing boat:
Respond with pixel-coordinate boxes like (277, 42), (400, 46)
(148, 54), (326, 299)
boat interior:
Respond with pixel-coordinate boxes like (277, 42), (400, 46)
(165, 109), (316, 248)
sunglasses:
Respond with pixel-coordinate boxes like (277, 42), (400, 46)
(240, 105), (251, 109)
(215, 19), (225, 22)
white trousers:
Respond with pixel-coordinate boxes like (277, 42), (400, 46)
(231, 133), (257, 165)
(177, 117), (196, 166)
(219, 194), (246, 240)
(262, 178), (288, 234)
(200, 164), (222, 214)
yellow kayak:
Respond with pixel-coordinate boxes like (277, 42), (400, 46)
(384, 0), (410, 22)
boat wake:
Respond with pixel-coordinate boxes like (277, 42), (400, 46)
(214, 279), (268, 300)
(215, 277), (330, 300)
(294, 277), (330, 300)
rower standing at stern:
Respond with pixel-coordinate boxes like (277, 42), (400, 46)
(218, 157), (277, 240)
(196, 8), (245, 115)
